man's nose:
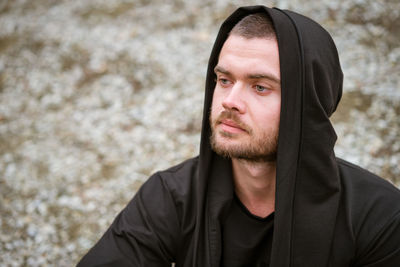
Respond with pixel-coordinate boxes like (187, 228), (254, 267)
(222, 83), (246, 113)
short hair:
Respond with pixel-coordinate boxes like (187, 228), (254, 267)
(230, 13), (276, 39)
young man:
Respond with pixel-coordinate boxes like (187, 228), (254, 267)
(78, 6), (400, 266)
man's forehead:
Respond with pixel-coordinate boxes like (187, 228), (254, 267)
(214, 36), (281, 85)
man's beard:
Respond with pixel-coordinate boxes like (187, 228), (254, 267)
(210, 110), (278, 162)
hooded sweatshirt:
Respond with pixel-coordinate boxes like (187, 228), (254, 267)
(77, 6), (400, 267)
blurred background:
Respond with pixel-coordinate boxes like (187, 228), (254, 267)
(0, 0), (398, 265)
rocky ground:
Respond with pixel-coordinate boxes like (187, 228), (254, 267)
(0, 0), (398, 266)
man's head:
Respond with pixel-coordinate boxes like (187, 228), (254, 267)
(209, 13), (281, 162)
(229, 13), (276, 39)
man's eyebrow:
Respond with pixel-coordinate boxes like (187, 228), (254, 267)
(214, 65), (280, 84)
(214, 66), (230, 75)
(248, 73), (280, 84)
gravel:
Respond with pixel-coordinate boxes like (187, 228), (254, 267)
(0, 0), (398, 265)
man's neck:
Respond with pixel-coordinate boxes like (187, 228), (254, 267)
(232, 158), (276, 218)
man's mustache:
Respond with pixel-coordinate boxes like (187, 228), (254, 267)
(215, 110), (252, 134)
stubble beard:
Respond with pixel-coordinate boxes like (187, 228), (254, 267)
(210, 110), (278, 162)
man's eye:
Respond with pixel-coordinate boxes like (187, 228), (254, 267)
(255, 85), (268, 92)
(219, 78), (230, 85)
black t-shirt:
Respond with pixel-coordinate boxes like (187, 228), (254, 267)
(221, 195), (274, 267)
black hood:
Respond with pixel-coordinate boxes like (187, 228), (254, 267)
(197, 5), (343, 266)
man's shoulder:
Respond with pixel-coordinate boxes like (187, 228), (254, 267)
(158, 156), (200, 177)
(336, 159), (400, 264)
(337, 157), (400, 225)
(336, 158), (400, 239)
(337, 157), (400, 213)
(148, 156), (200, 197)
(337, 157), (400, 199)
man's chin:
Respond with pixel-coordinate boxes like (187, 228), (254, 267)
(212, 147), (277, 163)
(210, 138), (277, 162)
(210, 138), (237, 158)
(211, 141), (250, 159)
(212, 136), (243, 151)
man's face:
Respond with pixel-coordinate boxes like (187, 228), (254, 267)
(210, 35), (281, 162)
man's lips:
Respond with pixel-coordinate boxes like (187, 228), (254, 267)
(218, 119), (246, 133)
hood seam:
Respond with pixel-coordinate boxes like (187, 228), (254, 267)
(274, 8), (306, 267)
